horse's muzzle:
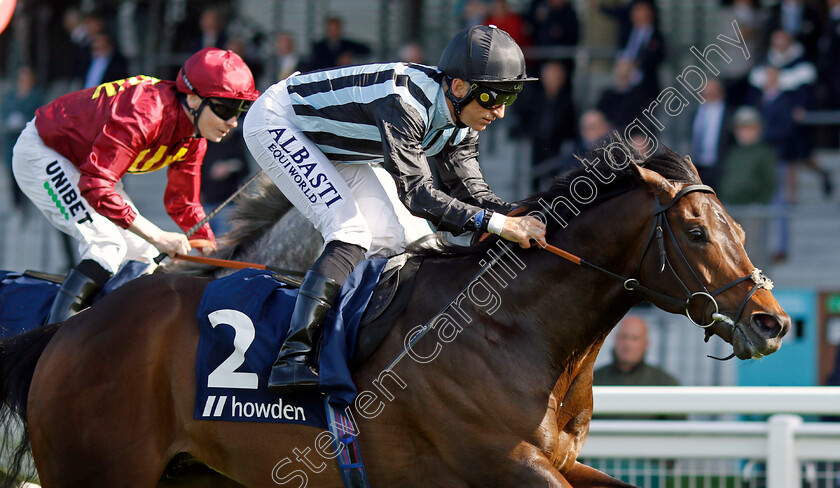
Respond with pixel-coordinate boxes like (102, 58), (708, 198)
(730, 312), (791, 359)
(749, 312), (790, 341)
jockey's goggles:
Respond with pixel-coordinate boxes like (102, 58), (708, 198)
(471, 83), (519, 109)
(206, 97), (253, 120)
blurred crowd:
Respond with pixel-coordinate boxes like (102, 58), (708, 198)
(2, 0), (840, 259)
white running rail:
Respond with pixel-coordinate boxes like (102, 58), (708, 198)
(582, 387), (840, 488)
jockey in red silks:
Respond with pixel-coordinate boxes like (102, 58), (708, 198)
(243, 25), (547, 395)
(12, 47), (259, 324)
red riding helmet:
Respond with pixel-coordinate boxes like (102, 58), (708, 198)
(176, 47), (260, 101)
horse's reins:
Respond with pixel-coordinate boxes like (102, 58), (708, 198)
(169, 251), (304, 286)
(538, 184), (774, 360)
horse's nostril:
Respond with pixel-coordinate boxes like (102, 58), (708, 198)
(750, 313), (786, 339)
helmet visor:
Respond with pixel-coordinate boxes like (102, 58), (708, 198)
(472, 83), (518, 109)
(207, 97), (253, 120)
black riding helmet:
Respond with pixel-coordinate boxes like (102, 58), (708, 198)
(438, 25), (538, 121)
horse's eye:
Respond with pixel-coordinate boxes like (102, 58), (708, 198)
(688, 228), (706, 242)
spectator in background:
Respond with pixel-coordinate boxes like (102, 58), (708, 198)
(225, 37), (264, 92)
(485, 0), (530, 48)
(191, 6), (228, 53)
(511, 60), (576, 191)
(68, 10), (108, 85)
(616, 1), (664, 97)
(54, 7), (88, 82)
(594, 315), (680, 391)
(718, 107), (778, 268)
(575, 109), (613, 153)
(596, 58), (649, 130)
(598, 0), (659, 50)
(761, 0), (820, 57)
(525, 0), (579, 76)
(455, 0), (491, 29)
(2, 66), (44, 211)
(749, 64), (798, 165)
(717, 0), (759, 107)
(751, 66), (795, 263)
(200, 126), (249, 236)
(82, 31), (129, 89)
(818, 0), (840, 109)
(558, 109), (613, 175)
(70, 10), (108, 55)
(689, 78), (732, 189)
(749, 29), (831, 202)
(593, 314), (682, 488)
(398, 41), (427, 64)
(308, 16), (372, 72)
(263, 33), (304, 90)
(719, 106), (778, 206)
(63, 7), (87, 48)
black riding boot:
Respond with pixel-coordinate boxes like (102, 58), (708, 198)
(46, 259), (112, 324)
(267, 270), (342, 395)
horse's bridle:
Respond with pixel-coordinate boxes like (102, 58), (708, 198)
(540, 184), (774, 340)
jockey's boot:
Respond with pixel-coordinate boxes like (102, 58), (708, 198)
(46, 259), (112, 324)
(268, 270), (342, 395)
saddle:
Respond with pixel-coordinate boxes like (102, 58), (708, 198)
(351, 254), (423, 369)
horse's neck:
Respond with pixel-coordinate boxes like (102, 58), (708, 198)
(533, 190), (653, 385)
(416, 189), (652, 393)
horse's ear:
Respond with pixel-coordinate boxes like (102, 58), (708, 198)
(684, 155), (702, 179)
(632, 164), (678, 200)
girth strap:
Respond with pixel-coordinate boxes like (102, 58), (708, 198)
(325, 396), (371, 488)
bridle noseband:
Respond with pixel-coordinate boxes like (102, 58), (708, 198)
(540, 184), (774, 348)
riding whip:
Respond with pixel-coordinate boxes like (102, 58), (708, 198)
(154, 170), (264, 264)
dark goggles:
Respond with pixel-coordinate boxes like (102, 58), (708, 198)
(471, 83), (519, 109)
(206, 97), (253, 120)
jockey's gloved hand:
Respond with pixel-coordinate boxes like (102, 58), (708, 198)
(153, 231), (192, 257)
(128, 215), (191, 257)
(500, 214), (546, 249)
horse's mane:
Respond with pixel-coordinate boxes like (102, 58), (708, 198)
(164, 173), (295, 274)
(410, 135), (701, 257)
(209, 173), (295, 261)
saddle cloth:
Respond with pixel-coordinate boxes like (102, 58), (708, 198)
(0, 260), (148, 337)
(194, 255), (421, 424)
(0, 271), (59, 336)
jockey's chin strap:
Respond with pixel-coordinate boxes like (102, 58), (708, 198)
(179, 93), (210, 138)
(444, 77), (471, 128)
(538, 184), (774, 360)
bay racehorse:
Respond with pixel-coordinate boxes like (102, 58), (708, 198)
(0, 145), (789, 487)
